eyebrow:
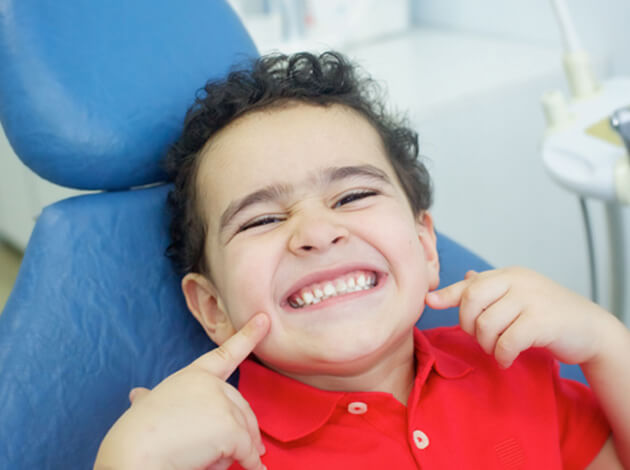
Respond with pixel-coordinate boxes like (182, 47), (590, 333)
(218, 164), (392, 234)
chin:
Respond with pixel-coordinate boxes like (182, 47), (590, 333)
(316, 333), (406, 370)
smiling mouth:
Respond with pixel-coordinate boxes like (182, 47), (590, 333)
(286, 270), (379, 309)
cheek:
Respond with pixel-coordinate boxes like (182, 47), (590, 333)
(366, 209), (431, 294)
(221, 241), (279, 324)
(368, 208), (425, 263)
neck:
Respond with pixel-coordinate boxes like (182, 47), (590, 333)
(274, 332), (417, 405)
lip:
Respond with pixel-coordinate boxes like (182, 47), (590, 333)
(280, 263), (387, 308)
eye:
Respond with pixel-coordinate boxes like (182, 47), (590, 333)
(334, 190), (378, 208)
(238, 215), (285, 232)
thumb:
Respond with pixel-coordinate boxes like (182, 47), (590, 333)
(129, 387), (150, 405)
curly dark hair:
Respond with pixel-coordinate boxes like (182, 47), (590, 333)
(163, 51), (432, 276)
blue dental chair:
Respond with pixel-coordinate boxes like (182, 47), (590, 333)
(0, 1), (584, 468)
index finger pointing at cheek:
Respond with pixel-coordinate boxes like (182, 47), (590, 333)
(193, 313), (270, 381)
(425, 279), (470, 310)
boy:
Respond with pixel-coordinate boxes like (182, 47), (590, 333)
(94, 52), (630, 469)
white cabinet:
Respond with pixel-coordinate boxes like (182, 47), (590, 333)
(0, 127), (87, 251)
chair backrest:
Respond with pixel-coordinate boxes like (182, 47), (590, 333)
(0, 1), (258, 467)
(0, 2), (510, 468)
(0, 0), (257, 190)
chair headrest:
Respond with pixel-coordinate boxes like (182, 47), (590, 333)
(0, 0), (258, 190)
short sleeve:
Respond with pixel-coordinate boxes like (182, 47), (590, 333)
(552, 361), (610, 469)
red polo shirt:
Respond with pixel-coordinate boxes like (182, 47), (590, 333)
(234, 326), (610, 469)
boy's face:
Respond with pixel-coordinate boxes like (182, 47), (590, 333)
(185, 103), (439, 377)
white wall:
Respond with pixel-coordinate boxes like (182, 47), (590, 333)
(405, 0), (630, 320)
(412, 0), (630, 76)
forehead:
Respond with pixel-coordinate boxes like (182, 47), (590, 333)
(196, 103), (397, 226)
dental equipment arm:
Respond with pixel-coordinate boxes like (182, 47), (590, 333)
(541, 1), (629, 324)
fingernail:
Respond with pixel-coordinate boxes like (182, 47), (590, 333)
(254, 313), (267, 328)
(129, 389), (136, 403)
(426, 292), (439, 302)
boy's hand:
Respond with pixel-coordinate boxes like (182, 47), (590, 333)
(94, 313), (270, 470)
(425, 267), (616, 368)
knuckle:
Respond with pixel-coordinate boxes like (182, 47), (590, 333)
(475, 316), (496, 354)
(520, 307), (541, 328)
(178, 369), (216, 392)
(214, 345), (235, 364)
(241, 403), (259, 428)
(232, 430), (261, 469)
(223, 412), (245, 435)
(229, 405), (250, 428)
(240, 321), (256, 338)
(460, 287), (475, 306)
(241, 453), (263, 470)
(223, 383), (249, 409)
(462, 282), (483, 303)
(495, 334), (517, 359)
(475, 314), (492, 337)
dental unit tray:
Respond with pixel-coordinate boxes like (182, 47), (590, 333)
(541, 78), (630, 205)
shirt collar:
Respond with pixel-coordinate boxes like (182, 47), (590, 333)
(413, 327), (473, 380)
(238, 326), (473, 443)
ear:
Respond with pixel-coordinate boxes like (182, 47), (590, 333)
(415, 211), (440, 290)
(181, 273), (236, 345)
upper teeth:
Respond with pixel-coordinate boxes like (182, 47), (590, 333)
(324, 283), (335, 297)
(288, 271), (378, 309)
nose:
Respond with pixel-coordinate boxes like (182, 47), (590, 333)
(288, 212), (349, 256)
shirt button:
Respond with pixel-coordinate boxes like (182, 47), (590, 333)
(347, 401), (368, 415)
(413, 430), (430, 450)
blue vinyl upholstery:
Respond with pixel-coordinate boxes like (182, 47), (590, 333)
(0, 1), (585, 468)
(0, 0), (257, 190)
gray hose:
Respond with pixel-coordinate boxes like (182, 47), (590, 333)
(579, 196), (599, 304)
(605, 202), (627, 321)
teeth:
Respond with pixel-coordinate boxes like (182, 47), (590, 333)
(323, 283), (335, 297)
(288, 271), (379, 309)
